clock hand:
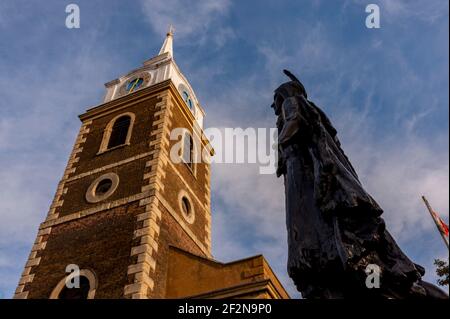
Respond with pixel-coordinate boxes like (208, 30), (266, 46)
(128, 78), (139, 93)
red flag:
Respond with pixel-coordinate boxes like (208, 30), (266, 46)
(422, 196), (449, 249)
(432, 211), (449, 237)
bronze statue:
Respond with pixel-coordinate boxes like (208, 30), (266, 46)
(272, 70), (448, 299)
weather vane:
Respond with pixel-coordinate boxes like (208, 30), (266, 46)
(167, 24), (175, 36)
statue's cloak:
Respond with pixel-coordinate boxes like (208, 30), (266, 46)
(275, 85), (424, 298)
(278, 95), (382, 215)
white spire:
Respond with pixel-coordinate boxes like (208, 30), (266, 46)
(158, 25), (174, 57)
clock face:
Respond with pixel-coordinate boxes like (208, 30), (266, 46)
(182, 91), (194, 111)
(116, 72), (151, 99)
(125, 77), (144, 93)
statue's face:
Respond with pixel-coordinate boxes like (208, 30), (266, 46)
(272, 92), (284, 116)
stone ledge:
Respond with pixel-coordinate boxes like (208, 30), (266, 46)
(25, 257), (41, 268)
(65, 167), (76, 174)
(19, 274), (34, 285)
(131, 244), (153, 256)
(49, 200), (64, 209)
(143, 219), (160, 235)
(31, 241), (46, 252)
(136, 253), (156, 270)
(124, 282), (149, 296)
(40, 191), (153, 229)
(140, 235), (159, 252)
(15, 284), (25, 294)
(152, 118), (166, 126)
(133, 227), (158, 239)
(65, 151), (154, 183)
(21, 267), (32, 277)
(144, 181), (164, 192)
(136, 209), (162, 222)
(72, 147), (83, 154)
(134, 271), (155, 288)
(149, 138), (169, 148)
(127, 263), (151, 275)
(13, 291), (29, 299)
(145, 204), (162, 219)
(37, 228), (51, 236)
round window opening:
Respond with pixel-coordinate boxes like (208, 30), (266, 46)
(178, 191), (195, 224)
(86, 172), (119, 203)
(95, 179), (113, 196)
(181, 196), (191, 216)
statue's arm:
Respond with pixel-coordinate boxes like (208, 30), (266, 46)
(278, 97), (303, 145)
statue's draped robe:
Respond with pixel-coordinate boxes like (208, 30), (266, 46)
(276, 93), (424, 298)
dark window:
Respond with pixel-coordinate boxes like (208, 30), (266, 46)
(182, 132), (194, 168)
(58, 276), (90, 299)
(95, 178), (112, 196)
(108, 116), (131, 149)
(181, 196), (191, 216)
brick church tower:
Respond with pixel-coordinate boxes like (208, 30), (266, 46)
(14, 30), (289, 299)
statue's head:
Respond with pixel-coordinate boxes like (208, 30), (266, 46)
(271, 69), (307, 115)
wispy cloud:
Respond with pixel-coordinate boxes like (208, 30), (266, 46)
(349, 0), (449, 24)
(380, 0), (448, 24)
(139, 0), (232, 46)
(205, 3), (448, 294)
(0, 6), (122, 297)
(0, 0), (447, 299)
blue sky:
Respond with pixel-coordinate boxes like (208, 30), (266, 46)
(0, 0), (448, 298)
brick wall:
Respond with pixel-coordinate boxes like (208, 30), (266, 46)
(26, 203), (143, 298)
(150, 203), (207, 298)
(16, 81), (213, 299)
(72, 97), (159, 176)
(59, 158), (148, 217)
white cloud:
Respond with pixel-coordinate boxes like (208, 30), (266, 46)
(209, 129), (449, 297)
(210, 164), (297, 295)
(0, 0), (447, 299)
(139, 0), (231, 44)
(206, 16), (448, 296)
(338, 113), (449, 240)
(350, 0), (448, 24)
(0, 19), (120, 297)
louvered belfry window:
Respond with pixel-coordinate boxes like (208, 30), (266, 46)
(107, 115), (131, 149)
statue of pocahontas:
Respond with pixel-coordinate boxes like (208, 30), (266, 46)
(272, 69), (448, 299)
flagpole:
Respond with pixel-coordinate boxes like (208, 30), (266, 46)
(422, 196), (449, 249)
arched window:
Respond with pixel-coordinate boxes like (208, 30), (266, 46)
(108, 115), (131, 149)
(182, 132), (194, 169)
(58, 276), (91, 299)
(98, 112), (135, 154)
(49, 269), (97, 299)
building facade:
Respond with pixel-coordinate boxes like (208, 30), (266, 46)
(14, 30), (289, 299)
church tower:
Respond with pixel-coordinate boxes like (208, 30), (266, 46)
(15, 29), (212, 299)
(14, 29), (289, 299)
